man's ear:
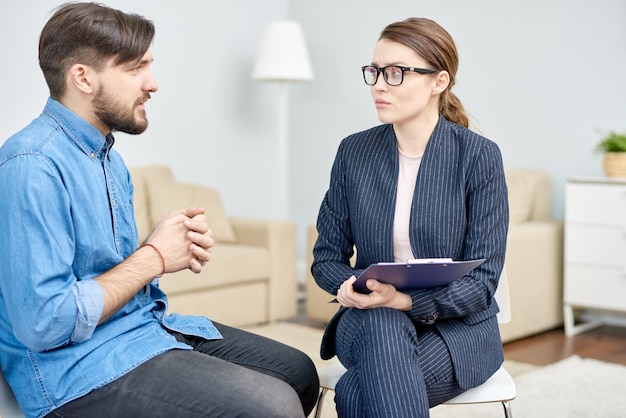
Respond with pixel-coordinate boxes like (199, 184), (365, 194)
(432, 70), (450, 95)
(68, 63), (95, 95)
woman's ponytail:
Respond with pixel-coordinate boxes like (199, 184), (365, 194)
(440, 90), (468, 128)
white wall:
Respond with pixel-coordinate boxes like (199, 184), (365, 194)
(2, 0), (626, 273)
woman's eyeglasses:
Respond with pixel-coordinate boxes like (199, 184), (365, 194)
(361, 65), (437, 86)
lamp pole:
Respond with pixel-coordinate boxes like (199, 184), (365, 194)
(277, 81), (288, 219)
(252, 20), (314, 219)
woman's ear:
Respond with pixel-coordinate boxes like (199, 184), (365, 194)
(68, 63), (95, 95)
(432, 70), (450, 95)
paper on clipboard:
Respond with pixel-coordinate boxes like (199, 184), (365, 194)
(352, 258), (485, 294)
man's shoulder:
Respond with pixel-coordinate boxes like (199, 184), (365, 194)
(0, 116), (64, 165)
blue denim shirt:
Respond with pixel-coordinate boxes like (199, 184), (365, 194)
(0, 98), (222, 418)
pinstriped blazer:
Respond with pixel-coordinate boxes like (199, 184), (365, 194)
(312, 115), (508, 389)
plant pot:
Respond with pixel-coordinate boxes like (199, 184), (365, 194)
(603, 152), (626, 177)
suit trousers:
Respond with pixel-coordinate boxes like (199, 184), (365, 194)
(45, 322), (319, 418)
(334, 307), (464, 418)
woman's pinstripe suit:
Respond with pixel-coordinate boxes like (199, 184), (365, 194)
(312, 115), (509, 417)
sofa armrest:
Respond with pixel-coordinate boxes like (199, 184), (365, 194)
(229, 217), (297, 321)
(500, 220), (564, 343)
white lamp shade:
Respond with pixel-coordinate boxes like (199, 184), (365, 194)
(252, 20), (314, 81)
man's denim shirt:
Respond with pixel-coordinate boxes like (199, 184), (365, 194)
(0, 98), (222, 418)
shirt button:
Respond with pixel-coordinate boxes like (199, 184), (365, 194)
(90, 152), (96, 158)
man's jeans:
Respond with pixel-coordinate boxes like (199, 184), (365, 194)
(45, 322), (319, 417)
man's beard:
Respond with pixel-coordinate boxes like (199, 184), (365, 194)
(93, 86), (150, 135)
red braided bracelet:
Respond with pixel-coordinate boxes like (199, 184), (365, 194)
(143, 243), (166, 277)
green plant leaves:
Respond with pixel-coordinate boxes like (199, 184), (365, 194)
(595, 131), (626, 153)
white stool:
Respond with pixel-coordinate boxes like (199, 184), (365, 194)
(314, 271), (516, 418)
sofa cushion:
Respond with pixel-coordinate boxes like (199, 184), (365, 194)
(165, 282), (269, 327)
(148, 181), (237, 243)
(158, 243), (271, 294)
(130, 166), (175, 243)
(505, 170), (535, 223)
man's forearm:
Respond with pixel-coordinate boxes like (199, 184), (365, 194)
(95, 245), (163, 324)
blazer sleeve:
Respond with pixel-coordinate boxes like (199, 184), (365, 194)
(311, 139), (364, 295)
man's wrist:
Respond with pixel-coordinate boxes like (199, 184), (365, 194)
(142, 243), (166, 277)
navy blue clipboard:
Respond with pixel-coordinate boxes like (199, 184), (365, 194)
(352, 258), (485, 294)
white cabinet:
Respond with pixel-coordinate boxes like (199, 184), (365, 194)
(563, 178), (626, 336)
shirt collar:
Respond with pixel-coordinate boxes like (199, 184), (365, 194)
(43, 97), (111, 160)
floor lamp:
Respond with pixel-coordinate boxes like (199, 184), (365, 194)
(252, 20), (314, 219)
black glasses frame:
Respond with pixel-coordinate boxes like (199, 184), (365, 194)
(361, 65), (438, 86)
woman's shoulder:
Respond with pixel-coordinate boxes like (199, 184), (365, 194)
(444, 118), (498, 147)
(339, 124), (394, 151)
(331, 125), (396, 169)
(345, 123), (392, 140)
(432, 117), (501, 159)
(427, 117), (504, 178)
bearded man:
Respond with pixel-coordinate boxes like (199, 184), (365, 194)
(0, 3), (318, 417)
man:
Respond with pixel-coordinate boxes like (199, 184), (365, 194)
(0, 3), (318, 417)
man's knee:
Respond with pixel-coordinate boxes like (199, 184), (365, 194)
(246, 378), (306, 418)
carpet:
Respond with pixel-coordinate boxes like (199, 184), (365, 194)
(244, 322), (626, 418)
(432, 355), (626, 418)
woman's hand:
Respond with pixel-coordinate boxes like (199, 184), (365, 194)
(336, 276), (412, 311)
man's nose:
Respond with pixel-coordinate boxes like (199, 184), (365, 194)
(144, 70), (158, 92)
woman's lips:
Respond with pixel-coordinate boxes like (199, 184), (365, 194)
(375, 98), (390, 109)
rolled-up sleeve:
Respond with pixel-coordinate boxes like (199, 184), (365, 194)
(0, 155), (105, 351)
(70, 279), (104, 343)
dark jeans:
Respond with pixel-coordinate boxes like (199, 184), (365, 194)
(46, 322), (320, 418)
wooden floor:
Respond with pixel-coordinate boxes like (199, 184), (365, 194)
(503, 325), (626, 366)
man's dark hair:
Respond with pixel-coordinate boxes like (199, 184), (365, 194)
(39, 2), (155, 99)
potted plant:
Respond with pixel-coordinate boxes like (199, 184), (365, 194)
(595, 131), (626, 177)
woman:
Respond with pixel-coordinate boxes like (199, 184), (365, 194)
(311, 17), (509, 418)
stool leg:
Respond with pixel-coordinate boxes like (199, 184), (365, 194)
(314, 388), (329, 418)
(502, 400), (512, 418)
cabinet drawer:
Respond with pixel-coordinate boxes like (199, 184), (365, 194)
(564, 265), (626, 311)
(565, 225), (626, 267)
(565, 182), (626, 225)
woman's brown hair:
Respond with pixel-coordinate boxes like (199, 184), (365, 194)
(379, 17), (468, 128)
(39, 2), (155, 100)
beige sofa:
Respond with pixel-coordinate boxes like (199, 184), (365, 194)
(130, 165), (297, 327)
(305, 169), (564, 343)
